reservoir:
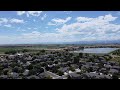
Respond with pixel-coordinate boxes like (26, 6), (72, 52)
(72, 48), (119, 54)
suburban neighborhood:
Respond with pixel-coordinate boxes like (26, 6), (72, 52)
(0, 45), (120, 79)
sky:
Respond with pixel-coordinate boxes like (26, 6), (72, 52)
(0, 11), (120, 44)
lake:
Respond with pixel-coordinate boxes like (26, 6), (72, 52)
(72, 48), (119, 54)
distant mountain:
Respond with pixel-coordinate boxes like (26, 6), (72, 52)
(61, 40), (120, 44)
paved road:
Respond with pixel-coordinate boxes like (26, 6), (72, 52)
(45, 71), (61, 79)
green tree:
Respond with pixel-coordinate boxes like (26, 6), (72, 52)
(22, 49), (29, 53)
(12, 66), (19, 73)
(40, 49), (45, 53)
(5, 50), (17, 54)
(73, 56), (79, 63)
(69, 66), (75, 72)
(79, 53), (83, 58)
(57, 71), (64, 76)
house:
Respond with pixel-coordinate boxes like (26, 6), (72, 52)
(81, 72), (102, 79)
(68, 73), (81, 79)
(58, 67), (69, 73)
(109, 69), (119, 74)
(70, 64), (79, 69)
(104, 64), (112, 69)
(26, 61), (31, 66)
(25, 56), (33, 61)
(99, 68), (108, 74)
(23, 69), (29, 76)
(38, 72), (50, 79)
(112, 66), (120, 70)
(0, 75), (8, 79)
(10, 72), (19, 79)
(27, 75), (40, 79)
(75, 68), (81, 73)
(81, 64), (90, 70)
(8, 55), (15, 60)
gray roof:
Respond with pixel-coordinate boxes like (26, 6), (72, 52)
(27, 75), (40, 79)
(82, 72), (105, 79)
(104, 65), (112, 69)
(109, 69), (119, 74)
(112, 66), (120, 70)
(70, 64), (79, 69)
(10, 72), (19, 79)
(58, 67), (69, 72)
(0, 75), (8, 79)
(81, 65), (90, 69)
(38, 72), (50, 78)
(69, 73), (81, 78)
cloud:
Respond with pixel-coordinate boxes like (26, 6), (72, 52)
(56, 14), (120, 41)
(41, 14), (47, 20)
(64, 11), (72, 14)
(4, 24), (12, 27)
(27, 28), (31, 30)
(10, 18), (24, 23)
(48, 17), (72, 26)
(17, 11), (42, 17)
(0, 18), (24, 28)
(76, 14), (117, 22)
(0, 18), (24, 24)
(1, 14), (120, 44)
(0, 18), (8, 24)
(48, 22), (57, 26)
(17, 11), (26, 15)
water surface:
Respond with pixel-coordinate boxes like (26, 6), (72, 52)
(73, 48), (119, 54)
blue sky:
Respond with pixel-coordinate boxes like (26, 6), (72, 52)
(0, 11), (120, 44)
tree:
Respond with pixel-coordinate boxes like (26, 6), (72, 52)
(10, 62), (17, 68)
(27, 64), (33, 70)
(41, 62), (47, 67)
(40, 49), (45, 53)
(5, 50), (17, 54)
(12, 66), (19, 73)
(69, 66), (75, 72)
(28, 69), (36, 75)
(22, 49), (29, 53)
(54, 60), (58, 64)
(3, 69), (9, 75)
(79, 53), (83, 58)
(73, 56), (79, 64)
(57, 71), (64, 76)
(112, 73), (120, 79)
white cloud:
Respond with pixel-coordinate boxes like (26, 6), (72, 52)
(76, 14), (117, 22)
(41, 14), (47, 20)
(48, 22), (57, 26)
(48, 17), (72, 26)
(64, 11), (72, 14)
(33, 28), (37, 30)
(0, 18), (8, 24)
(52, 17), (71, 23)
(0, 18), (24, 27)
(10, 18), (24, 23)
(17, 11), (26, 15)
(27, 11), (42, 17)
(17, 29), (26, 32)
(76, 17), (93, 22)
(27, 28), (31, 30)
(17, 11), (42, 17)
(56, 14), (120, 41)
(33, 19), (36, 22)
(1, 14), (120, 44)
(4, 24), (12, 27)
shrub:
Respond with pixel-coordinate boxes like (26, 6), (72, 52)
(22, 49), (29, 53)
(5, 50), (17, 54)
